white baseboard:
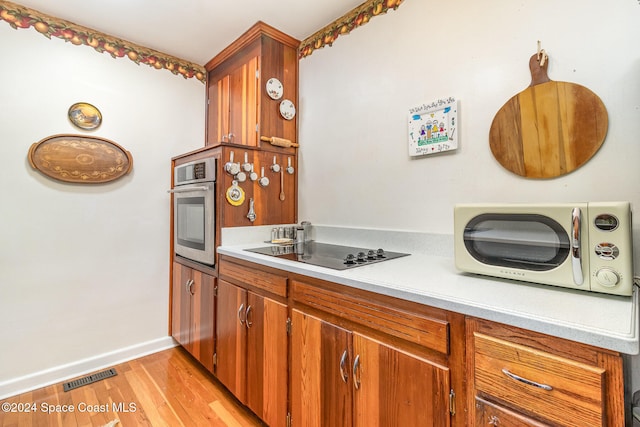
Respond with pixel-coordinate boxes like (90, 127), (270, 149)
(0, 336), (177, 400)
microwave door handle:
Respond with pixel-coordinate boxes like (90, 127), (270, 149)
(167, 186), (209, 193)
(571, 207), (584, 285)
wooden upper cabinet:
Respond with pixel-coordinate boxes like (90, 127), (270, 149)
(205, 22), (299, 151)
(208, 55), (259, 147)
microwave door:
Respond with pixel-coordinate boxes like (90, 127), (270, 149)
(462, 214), (571, 272)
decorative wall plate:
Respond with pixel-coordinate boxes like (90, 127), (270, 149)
(279, 99), (296, 120)
(266, 77), (284, 100)
(28, 134), (133, 184)
(68, 102), (102, 130)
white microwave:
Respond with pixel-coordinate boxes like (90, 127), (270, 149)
(454, 202), (634, 296)
(169, 157), (216, 266)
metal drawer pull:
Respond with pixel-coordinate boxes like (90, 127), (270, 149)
(339, 350), (349, 383)
(238, 303), (245, 325)
(352, 354), (361, 390)
(501, 368), (553, 391)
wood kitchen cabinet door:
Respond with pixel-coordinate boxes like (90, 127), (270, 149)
(171, 262), (191, 349)
(216, 279), (247, 399)
(170, 262), (215, 373)
(245, 291), (288, 427)
(352, 333), (451, 427)
(291, 309), (352, 427)
(216, 279), (289, 427)
(207, 56), (259, 147)
(189, 270), (215, 373)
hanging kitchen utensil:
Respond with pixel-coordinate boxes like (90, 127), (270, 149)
(259, 167), (270, 187)
(249, 164), (258, 181)
(260, 136), (299, 148)
(242, 152), (253, 173)
(224, 151), (241, 176)
(270, 156), (281, 173)
(246, 198), (256, 222)
(489, 49), (608, 178)
(226, 180), (245, 206)
(279, 170), (285, 201)
(286, 157), (295, 174)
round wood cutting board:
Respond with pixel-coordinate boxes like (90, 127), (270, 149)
(489, 54), (608, 178)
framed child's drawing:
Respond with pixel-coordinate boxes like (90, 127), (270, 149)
(408, 97), (458, 157)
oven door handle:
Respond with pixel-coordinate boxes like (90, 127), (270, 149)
(571, 207), (584, 285)
(167, 186), (209, 193)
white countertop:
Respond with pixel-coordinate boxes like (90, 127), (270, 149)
(218, 225), (639, 354)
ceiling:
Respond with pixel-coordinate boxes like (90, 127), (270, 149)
(10, 0), (365, 64)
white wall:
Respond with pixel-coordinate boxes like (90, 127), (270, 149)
(0, 24), (204, 396)
(298, 0), (640, 393)
(299, 0), (640, 230)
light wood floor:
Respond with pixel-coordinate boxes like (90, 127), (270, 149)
(0, 347), (264, 427)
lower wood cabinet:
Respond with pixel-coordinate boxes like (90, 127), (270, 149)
(466, 317), (626, 427)
(171, 261), (216, 373)
(217, 259), (289, 427)
(170, 256), (630, 427)
(291, 309), (452, 427)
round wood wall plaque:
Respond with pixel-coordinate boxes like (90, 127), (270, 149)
(28, 134), (133, 184)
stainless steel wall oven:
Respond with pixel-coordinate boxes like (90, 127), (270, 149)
(169, 157), (216, 266)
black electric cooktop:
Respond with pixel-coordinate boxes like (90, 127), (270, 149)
(245, 241), (410, 271)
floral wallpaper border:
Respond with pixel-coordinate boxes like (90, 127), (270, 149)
(0, 0), (206, 83)
(0, 0), (404, 80)
(298, 0), (404, 59)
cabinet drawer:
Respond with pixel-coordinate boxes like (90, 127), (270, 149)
(219, 258), (287, 298)
(474, 332), (606, 427)
(291, 279), (449, 354)
(475, 397), (550, 427)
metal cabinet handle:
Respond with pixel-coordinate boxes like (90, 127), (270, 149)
(245, 305), (253, 328)
(339, 350), (349, 383)
(501, 368), (553, 391)
(352, 354), (361, 390)
(167, 186), (209, 193)
(186, 279), (195, 296)
(238, 303), (245, 325)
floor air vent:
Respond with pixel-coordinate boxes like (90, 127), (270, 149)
(63, 368), (117, 392)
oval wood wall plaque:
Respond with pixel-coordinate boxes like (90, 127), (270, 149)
(28, 134), (133, 184)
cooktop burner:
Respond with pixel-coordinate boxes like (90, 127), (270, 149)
(245, 241), (410, 270)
